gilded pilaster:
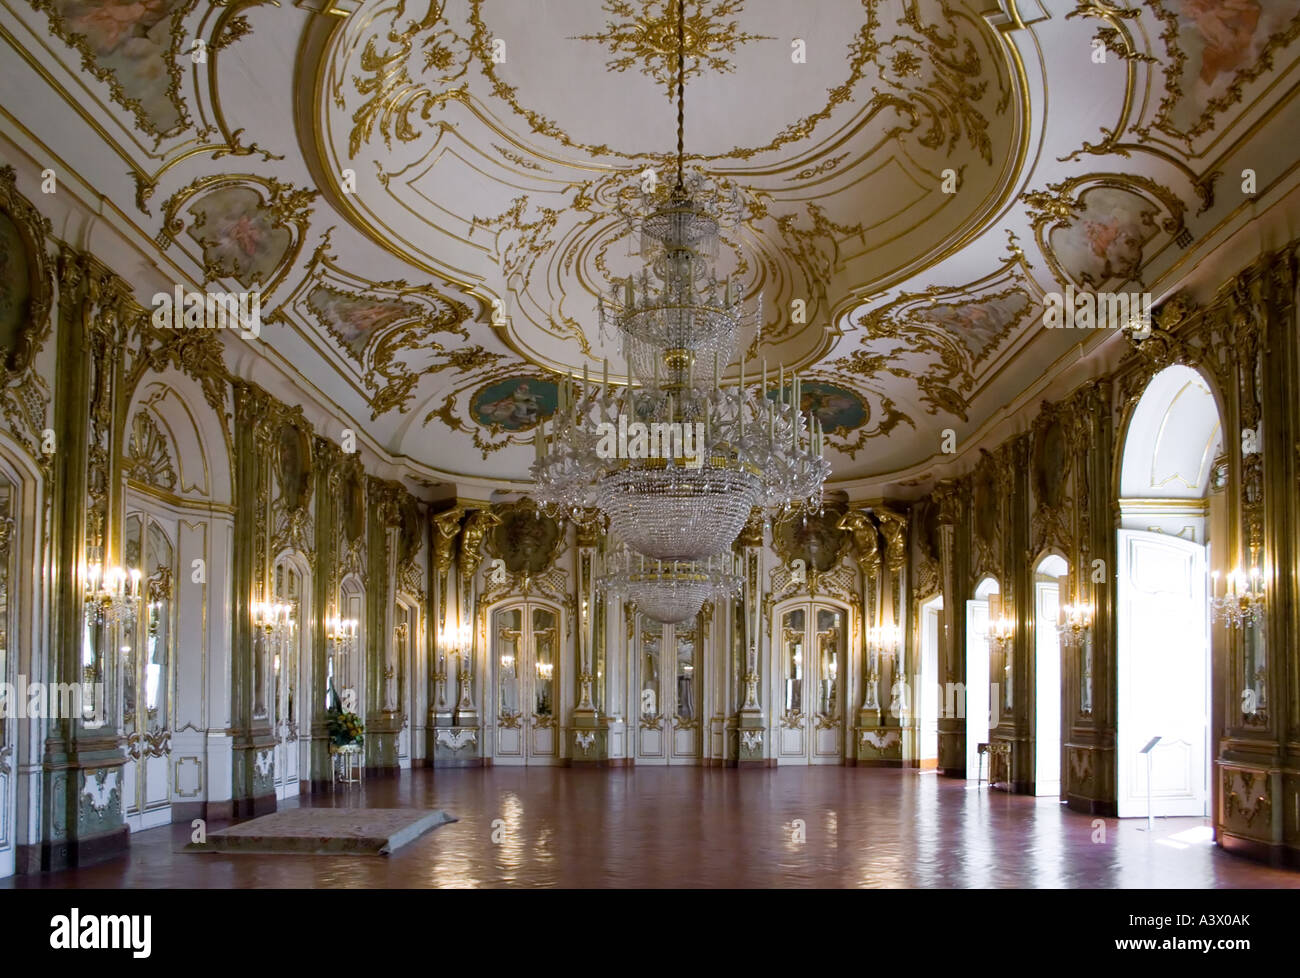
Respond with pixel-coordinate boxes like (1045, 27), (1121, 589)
(38, 250), (131, 867)
(364, 477), (404, 774)
(570, 517), (607, 763)
(308, 436), (342, 789)
(732, 509), (766, 766)
(229, 382), (277, 816)
(933, 481), (965, 776)
(430, 505), (464, 733)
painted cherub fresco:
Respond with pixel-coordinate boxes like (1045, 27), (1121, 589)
(188, 187), (291, 286)
(64, 0), (172, 57)
(1081, 215), (1144, 282)
(798, 386), (862, 434)
(56, 0), (183, 130)
(919, 294), (1027, 363)
(308, 286), (413, 353)
(1181, 0), (1262, 86)
(478, 382), (543, 428)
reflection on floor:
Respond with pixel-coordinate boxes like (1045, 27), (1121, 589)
(6, 767), (1298, 888)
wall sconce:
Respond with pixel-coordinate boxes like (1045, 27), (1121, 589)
(252, 600), (295, 641)
(84, 563), (142, 628)
(866, 624), (901, 655)
(439, 621), (471, 657)
(987, 616), (1014, 652)
(326, 615), (359, 655)
(1211, 568), (1265, 628)
(1057, 602), (1093, 646)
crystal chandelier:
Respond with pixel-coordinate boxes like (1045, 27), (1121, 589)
(1210, 568), (1265, 628)
(531, 0), (830, 609)
(598, 545), (743, 625)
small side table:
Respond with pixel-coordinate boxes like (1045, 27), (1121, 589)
(330, 743), (364, 788)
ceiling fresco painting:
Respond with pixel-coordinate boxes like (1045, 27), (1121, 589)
(2, 0), (1298, 495)
(31, 0), (196, 139)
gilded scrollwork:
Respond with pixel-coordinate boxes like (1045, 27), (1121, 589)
(0, 166), (55, 468)
(269, 230), (486, 419)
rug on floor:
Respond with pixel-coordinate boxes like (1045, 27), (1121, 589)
(187, 808), (457, 856)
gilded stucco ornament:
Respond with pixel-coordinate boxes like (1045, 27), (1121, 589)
(837, 509), (881, 574)
(0, 166), (55, 467)
(315, 0), (1018, 402)
(833, 238), (1034, 425)
(124, 411), (178, 490)
(269, 230), (485, 419)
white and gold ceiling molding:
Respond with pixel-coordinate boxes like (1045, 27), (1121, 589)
(309, 0), (1022, 377)
(1068, 0), (1300, 150)
(4, 0), (1300, 496)
(832, 240), (1037, 428)
(156, 174), (317, 293)
(268, 231), (488, 418)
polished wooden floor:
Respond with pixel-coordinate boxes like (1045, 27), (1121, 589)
(6, 767), (1298, 888)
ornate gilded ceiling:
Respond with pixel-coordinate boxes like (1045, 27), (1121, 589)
(3, 0), (1300, 495)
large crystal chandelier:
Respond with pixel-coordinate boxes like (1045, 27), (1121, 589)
(530, 0), (830, 620)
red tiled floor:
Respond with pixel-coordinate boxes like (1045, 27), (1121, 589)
(5, 767), (1297, 888)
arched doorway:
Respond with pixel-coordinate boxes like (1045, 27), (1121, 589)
(1117, 364), (1222, 818)
(119, 376), (233, 827)
(1033, 554), (1068, 797)
(966, 577), (999, 779)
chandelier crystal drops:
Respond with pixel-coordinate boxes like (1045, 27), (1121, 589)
(597, 545), (744, 626)
(532, 360), (829, 560)
(1210, 567), (1266, 628)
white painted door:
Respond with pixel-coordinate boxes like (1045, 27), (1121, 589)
(965, 600), (991, 778)
(774, 604), (846, 765)
(395, 604), (413, 768)
(1117, 530), (1208, 817)
(633, 616), (701, 764)
(1034, 581), (1061, 796)
(919, 599), (941, 765)
(122, 514), (174, 831)
(272, 562), (303, 800)
(492, 603), (560, 764)
(0, 480), (14, 878)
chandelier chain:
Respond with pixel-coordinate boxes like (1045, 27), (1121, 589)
(676, 0), (685, 190)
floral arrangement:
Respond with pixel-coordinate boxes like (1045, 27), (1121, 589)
(325, 682), (364, 747)
(327, 710), (364, 747)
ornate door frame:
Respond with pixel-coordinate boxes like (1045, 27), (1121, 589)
(770, 597), (851, 765)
